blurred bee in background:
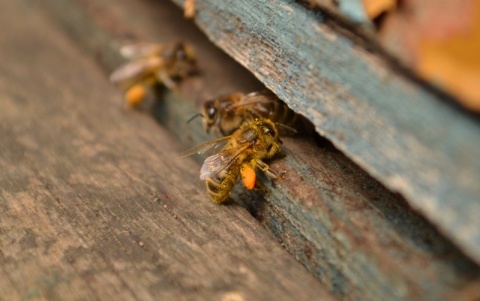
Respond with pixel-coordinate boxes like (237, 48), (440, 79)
(182, 118), (284, 204)
(109, 42), (197, 108)
(183, 0), (196, 19)
(196, 90), (306, 136)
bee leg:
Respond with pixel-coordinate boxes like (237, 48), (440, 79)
(255, 159), (285, 180)
(252, 179), (269, 195)
(157, 70), (178, 90)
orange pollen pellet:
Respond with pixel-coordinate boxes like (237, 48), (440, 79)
(125, 84), (146, 107)
(241, 167), (256, 190)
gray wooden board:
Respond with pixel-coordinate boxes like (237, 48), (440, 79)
(167, 0), (480, 266)
(0, 1), (337, 300)
(37, 0), (480, 300)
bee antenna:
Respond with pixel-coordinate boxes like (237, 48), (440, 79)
(186, 112), (204, 124)
(275, 123), (297, 134)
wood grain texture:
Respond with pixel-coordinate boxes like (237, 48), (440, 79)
(0, 1), (335, 300)
(36, 0), (480, 300)
(168, 0), (480, 266)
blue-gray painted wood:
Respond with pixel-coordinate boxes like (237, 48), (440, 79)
(337, 0), (369, 23)
(299, 0), (372, 25)
(170, 0), (480, 266)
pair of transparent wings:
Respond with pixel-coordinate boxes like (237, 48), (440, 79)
(224, 90), (275, 113)
(109, 43), (167, 86)
(181, 136), (251, 180)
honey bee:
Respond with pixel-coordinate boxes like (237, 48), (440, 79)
(109, 42), (197, 107)
(199, 90), (305, 136)
(182, 118), (284, 204)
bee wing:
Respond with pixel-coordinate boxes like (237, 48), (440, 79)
(199, 144), (250, 180)
(109, 56), (164, 85)
(243, 90), (275, 102)
(227, 90), (276, 113)
(119, 43), (165, 59)
(180, 136), (231, 157)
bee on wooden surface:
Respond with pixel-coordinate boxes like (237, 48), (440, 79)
(109, 42), (197, 107)
(182, 118), (284, 204)
(198, 90), (305, 136)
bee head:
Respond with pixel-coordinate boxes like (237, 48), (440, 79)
(253, 118), (282, 157)
(168, 43), (197, 77)
(200, 100), (218, 133)
(178, 43), (196, 62)
(257, 118), (278, 139)
(166, 43), (196, 62)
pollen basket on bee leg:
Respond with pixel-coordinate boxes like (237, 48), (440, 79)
(125, 84), (147, 107)
(241, 166), (256, 190)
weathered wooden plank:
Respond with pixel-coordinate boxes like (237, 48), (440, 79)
(37, 0), (480, 300)
(167, 0), (480, 265)
(0, 1), (335, 300)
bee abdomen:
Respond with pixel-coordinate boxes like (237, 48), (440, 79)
(205, 175), (236, 204)
(263, 101), (302, 134)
